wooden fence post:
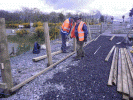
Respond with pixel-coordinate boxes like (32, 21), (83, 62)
(111, 24), (114, 33)
(0, 18), (13, 94)
(43, 22), (53, 66)
(87, 21), (92, 40)
(100, 22), (102, 34)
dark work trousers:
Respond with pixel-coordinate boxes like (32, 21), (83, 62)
(61, 33), (67, 52)
(76, 39), (85, 57)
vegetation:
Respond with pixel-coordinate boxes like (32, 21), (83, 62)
(0, 7), (113, 26)
(16, 29), (29, 37)
(129, 8), (133, 17)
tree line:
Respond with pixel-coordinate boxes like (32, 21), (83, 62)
(0, 7), (114, 25)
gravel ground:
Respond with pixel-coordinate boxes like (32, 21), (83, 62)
(39, 35), (127, 100)
(0, 30), (131, 100)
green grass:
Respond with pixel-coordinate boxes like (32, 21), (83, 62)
(7, 35), (45, 44)
(7, 35), (45, 57)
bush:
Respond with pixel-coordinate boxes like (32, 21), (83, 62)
(22, 23), (30, 28)
(16, 29), (29, 37)
(6, 24), (19, 28)
(34, 26), (44, 38)
(49, 27), (60, 40)
(33, 21), (43, 27)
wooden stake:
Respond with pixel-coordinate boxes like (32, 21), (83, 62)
(44, 22), (53, 66)
(105, 45), (115, 61)
(87, 22), (92, 40)
(112, 47), (118, 85)
(0, 18), (13, 94)
(121, 48), (129, 95)
(32, 50), (62, 62)
(109, 35), (115, 41)
(10, 51), (76, 92)
(124, 48), (133, 98)
(117, 48), (123, 93)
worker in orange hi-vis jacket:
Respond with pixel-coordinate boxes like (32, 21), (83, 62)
(71, 16), (88, 60)
(60, 17), (74, 53)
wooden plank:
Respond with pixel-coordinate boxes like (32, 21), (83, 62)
(121, 48), (129, 95)
(105, 45), (116, 61)
(0, 83), (7, 89)
(123, 94), (129, 100)
(117, 48), (123, 93)
(107, 47), (117, 86)
(0, 18), (13, 94)
(32, 50), (62, 62)
(94, 34), (101, 41)
(10, 51), (76, 92)
(127, 50), (133, 80)
(109, 35), (115, 41)
(124, 48), (133, 98)
(83, 39), (94, 47)
(112, 47), (118, 85)
(44, 22), (53, 66)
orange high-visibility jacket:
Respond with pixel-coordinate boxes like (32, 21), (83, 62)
(62, 19), (72, 33)
(71, 21), (85, 41)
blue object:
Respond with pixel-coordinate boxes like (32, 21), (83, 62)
(33, 42), (40, 54)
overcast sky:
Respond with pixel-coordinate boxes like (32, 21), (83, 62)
(0, 0), (133, 17)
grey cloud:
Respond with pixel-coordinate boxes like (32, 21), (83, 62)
(45, 0), (94, 10)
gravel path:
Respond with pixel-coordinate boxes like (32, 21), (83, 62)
(0, 30), (131, 100)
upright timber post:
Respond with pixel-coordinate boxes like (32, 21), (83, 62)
(0, 18), (13, 94)
(100, 22), (103, 34)
(87, 21), (92, 40)
(73, 38), (76, 51)
(44, 22), (53, 66)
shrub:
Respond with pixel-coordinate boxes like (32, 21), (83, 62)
(16, 29), (29, 37)
(34, 26), (44, 38)
(49, 26), (60, 40)
(22, 23), (30, 28)
(33, 21), (43, 27)
(6, 24), (19, 28)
